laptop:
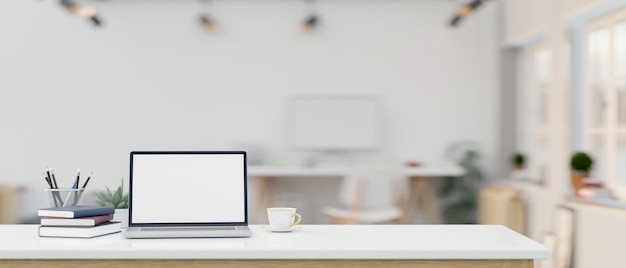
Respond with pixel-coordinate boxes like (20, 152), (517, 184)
(124, 151), (252, 238)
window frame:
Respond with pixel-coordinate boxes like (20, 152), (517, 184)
(585, 8), (626, 200)
(515, 43), (553, 186)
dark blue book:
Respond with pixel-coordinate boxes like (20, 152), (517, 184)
(38, 206), (115, 218)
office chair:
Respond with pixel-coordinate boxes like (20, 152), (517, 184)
(322, 167), (408, 224)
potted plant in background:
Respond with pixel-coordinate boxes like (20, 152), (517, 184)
(94, 179), (129, 227)
(509, 153), (526, 181)
(570, 152), (593, 192)
(512, 153), (525, 170)
(438, 141), (486, 224)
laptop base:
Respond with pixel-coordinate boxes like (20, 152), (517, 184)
(124, 226), (251, 239)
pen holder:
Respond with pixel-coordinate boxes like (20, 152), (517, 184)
(45, 188), (85, 207)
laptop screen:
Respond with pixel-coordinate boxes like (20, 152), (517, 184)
(129, 151), (247, 225)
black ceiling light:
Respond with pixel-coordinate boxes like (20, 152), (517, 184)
(199, 0), (217, 32)
(301, 0), (319, 31)
(59, 0), (102, 26)
(302, 15), (318, 31)
(449, 0), (490, 27)
(199, 15), (217, 31)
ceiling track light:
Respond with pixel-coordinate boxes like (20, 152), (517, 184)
(199, 15), (217, 32)
(301, 0), (319, 31)
(302, 15), (318, 31)
(449, 0), (490, 27)
(59, 0), (102, 26)
(198, 0), (217, 32)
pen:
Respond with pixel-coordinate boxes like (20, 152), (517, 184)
(69, 169), (80, 206)
(63, 189), (73, 207)
(74, 171), (92, 206)
(43, 173), (59, 207)
(50, 168), (59, 189)
(45, 167), (63, 206)
(50, 168), (65, 205)
(45, 167), (55, 189)
(74, 169), (80, 189)
(43, 172), (53, 189)
(82, 172), (92, 189)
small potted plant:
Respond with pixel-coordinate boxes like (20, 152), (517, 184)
(570, 152), (593, 191)
(509, 153), (526, 181)
(512, 153), (525, 170)
(94, 179), (129, 227)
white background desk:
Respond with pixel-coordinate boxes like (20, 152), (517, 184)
(0, 224), (548, 267)
(247, 165), (465, 223)
(247, 165), (466, 177)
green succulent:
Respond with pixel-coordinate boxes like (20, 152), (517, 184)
(94, 179), (128, 208)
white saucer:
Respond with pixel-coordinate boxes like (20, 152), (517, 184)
(261, 225), (302, 233)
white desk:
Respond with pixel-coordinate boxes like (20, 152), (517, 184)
(247, 165), (465, 177)
(248, 165), (465, 223)
(0, 224), (548, 267)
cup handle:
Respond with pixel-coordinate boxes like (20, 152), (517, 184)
(290, 213), (302, 227)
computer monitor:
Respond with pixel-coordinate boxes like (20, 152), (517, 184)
(287, 95), (384, 151)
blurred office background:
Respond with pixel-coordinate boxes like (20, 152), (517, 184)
(1, 0), (626, 267)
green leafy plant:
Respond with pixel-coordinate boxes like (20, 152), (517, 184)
(438, 141), (485, 224)
(571, 152), (593, 173)
(512, 153), (525, 168)
(94, 179), (128, 208)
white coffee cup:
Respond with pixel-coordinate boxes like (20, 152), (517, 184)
(267, 207), (302, 229)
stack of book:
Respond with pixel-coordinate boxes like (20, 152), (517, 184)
(38, 206), (120, 238)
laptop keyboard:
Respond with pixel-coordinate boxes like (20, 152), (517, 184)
(140, 227), (237, 232)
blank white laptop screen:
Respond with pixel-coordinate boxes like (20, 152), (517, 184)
(130, 153), (246, 224)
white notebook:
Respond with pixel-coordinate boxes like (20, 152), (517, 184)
(38, 221), (121, 238)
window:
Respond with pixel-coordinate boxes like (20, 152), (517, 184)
(585, 8), (626, 199)
(515, 44), (553, 185)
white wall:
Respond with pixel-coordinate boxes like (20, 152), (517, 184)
(503, 0), (604, 45)
(0, 0), (499, 222)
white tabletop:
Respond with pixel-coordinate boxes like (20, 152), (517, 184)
(247, 165), (465, 177)
(0, 225), (548, 260)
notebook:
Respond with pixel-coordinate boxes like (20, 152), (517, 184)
(124, 151), (251, 238)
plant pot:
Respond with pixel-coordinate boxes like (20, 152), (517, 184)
(113, 208), (128, 228)
(570, 171), (588, 191)
(509, 167), (526, 181)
